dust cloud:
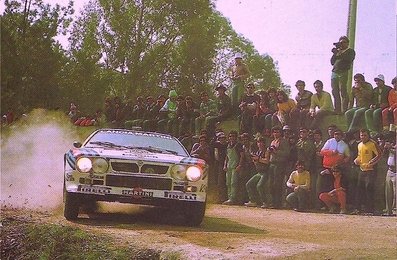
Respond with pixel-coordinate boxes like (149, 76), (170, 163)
(1, 109), (78, 211)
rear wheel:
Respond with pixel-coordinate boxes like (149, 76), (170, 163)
(64, 189), (80, 220)
(183, 202), (206, 226)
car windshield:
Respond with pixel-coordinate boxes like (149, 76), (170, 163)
(84, 130), (188, 156)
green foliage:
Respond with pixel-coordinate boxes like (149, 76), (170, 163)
(1, 0), (282, 117)
(1, 0), (74, 113)
(24, 223), (159, 259)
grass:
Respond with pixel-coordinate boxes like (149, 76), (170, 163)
(2, 219), (160, 260)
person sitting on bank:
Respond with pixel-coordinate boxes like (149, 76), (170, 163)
(365, 74), (391, 134)
(308, 80), (334, 129)
(345, 73), (373, 133)
(290, 80), (312, 129)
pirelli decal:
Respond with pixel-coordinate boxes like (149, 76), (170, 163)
(164, 191), (197, 201)
(78, 185), (111, 194)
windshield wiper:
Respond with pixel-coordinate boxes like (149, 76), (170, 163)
(126, 146), (179, 155)
(88, 141), (125, 148)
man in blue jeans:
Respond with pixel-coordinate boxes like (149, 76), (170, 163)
(331, 36), (356, 114)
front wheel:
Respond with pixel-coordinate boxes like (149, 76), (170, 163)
(64, 189), (80, 220)
(183, 202), (206, 227)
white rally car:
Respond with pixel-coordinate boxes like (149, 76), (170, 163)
(63, 129), (208, 226)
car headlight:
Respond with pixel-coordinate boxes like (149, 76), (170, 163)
(76, 157), (92, 173)
(170, 165), (186, 180)
(92, 158), (109, 173)
(186, 166), (202, 182)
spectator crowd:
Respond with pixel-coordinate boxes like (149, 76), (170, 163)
(6, 35), (394, 217)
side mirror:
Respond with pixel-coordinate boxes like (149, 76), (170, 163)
(73, 141), (82, 148)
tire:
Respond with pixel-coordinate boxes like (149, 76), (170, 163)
(184, 202), (206, 227)
(64, 189), (80, 220)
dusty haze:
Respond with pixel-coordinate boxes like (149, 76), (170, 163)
(1, 109), (77, 210)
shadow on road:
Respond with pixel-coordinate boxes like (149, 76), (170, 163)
(72, 203), (265, 234)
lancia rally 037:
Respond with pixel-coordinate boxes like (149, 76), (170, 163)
(63, 129), (208, 226)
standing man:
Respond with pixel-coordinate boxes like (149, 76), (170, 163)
(319, 129), (351, 197)
(268, 126), (290, 208)
(230, 53), (250, 109)
(331, 36), (356, 114)
(352, 129), (382, 214)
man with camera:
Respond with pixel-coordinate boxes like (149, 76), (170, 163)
(331, 36), (356, 114)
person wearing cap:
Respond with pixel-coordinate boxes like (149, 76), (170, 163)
(290, 80), (312, 129)
(229, 53), (251, 109)
(345, 73), (373, 133)
(381, 77), (397, 132)
(206, 84), (232, 136)
(352, 128), (381, 215)
(285, 160), (311, 211)
(308, 80), (334, 129)
(319, 165), (348, 214)
(365, 74), (391, 133)
(330, 36), (356, 114)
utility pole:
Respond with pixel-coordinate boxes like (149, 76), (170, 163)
(346, 0), (357, 100)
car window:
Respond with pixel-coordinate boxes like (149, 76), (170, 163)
(85, 130), (189, 156)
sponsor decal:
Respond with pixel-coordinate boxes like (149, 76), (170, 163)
(78, 185), (111, 194)
(103, 130), (172, 139)
(164, 191), (197, 201)
(122, 188), (153, 199)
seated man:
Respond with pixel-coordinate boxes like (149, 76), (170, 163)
(285, 160), (311, 211)
(382, 77), (397, 132)
(319, 165), (348, 214)
(365, 74), (391, 133)
(206, 84), (232, 136)
(345, 73), (373, 133)
(239, 82), (260, 136)
(290, 80), (312, 129)
(308, 80), (334, 129)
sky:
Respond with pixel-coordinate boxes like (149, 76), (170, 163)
(2, 0), (396, 97)
(216, 0), (396, 97)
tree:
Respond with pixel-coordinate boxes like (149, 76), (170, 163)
(1, 0), (74, 113)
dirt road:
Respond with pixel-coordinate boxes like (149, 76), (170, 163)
(3, 203), (396, 259)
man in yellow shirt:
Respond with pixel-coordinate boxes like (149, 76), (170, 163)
(352, 129), (381, 214)
(286, 160), (311, 211)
